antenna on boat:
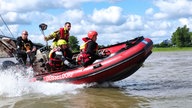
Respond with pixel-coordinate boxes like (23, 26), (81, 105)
(0, 14), (15, 38)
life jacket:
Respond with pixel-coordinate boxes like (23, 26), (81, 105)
(77, 40), (98, 65)
(60, 27), (69, 42)
(80, 37), (90, 51)
(48, 48), (66, 70)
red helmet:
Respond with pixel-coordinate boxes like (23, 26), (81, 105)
(88, 30), (98, 39)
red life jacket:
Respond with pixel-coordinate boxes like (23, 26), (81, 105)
(77, 40), (98, 65)
(60, 27), (69, 42)
(48, 48), (66, 70)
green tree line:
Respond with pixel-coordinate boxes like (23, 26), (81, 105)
(154, 25), (192, 47)
(171, 25), (192, 47)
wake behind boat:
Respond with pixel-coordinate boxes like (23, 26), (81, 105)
(0, 36), (153, 84)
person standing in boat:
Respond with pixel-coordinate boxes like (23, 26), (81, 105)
(44, 22), (73, 59)
(77, 30), (102, 67)
(16, 30), (36, 65)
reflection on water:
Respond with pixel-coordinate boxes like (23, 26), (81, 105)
(0, 51), (192, 108)
(10, 88), (149, 108)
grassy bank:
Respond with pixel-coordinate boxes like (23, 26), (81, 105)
(152, 47), (192, 52)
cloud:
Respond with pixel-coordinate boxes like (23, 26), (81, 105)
(91, 6), (124, 25)
(179, 18), (192, 29)
(145, 8), (154, 15)
(154, 0), (192, 19)
(0, 0), (121, 14)
(61, 9), (85, 23)
(179, 18), (189, 25)
(0, 0), (85, 14)
(151, 30), (167, 37)
(123, 15), (144, 31)
(153, 12), (168, 20)
(1, 12), (30, 25)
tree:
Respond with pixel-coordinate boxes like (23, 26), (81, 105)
(171, 25), (192, 47)
(69, 36), (79, 52)
(190, 32), (192, 45)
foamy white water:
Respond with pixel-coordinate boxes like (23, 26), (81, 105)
(0, 66), (85, 97)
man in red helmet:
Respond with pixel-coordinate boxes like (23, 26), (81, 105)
(77, 30), (101, 67)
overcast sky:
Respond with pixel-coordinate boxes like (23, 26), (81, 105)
(1, 0), (192, 45)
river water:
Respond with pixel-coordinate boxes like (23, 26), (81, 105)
(0, 51), (192, 108)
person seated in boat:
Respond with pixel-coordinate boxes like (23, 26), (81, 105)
(16, 30), (37, 65)
(77, 30), (105, 67)
(48, 39), (77, 69)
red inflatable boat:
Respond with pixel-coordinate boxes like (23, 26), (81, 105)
(31, 36), (153, 84)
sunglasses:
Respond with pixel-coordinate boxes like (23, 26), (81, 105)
(23, 34), (28, 35)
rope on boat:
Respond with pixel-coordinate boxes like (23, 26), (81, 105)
(0, 14), (15, 38)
